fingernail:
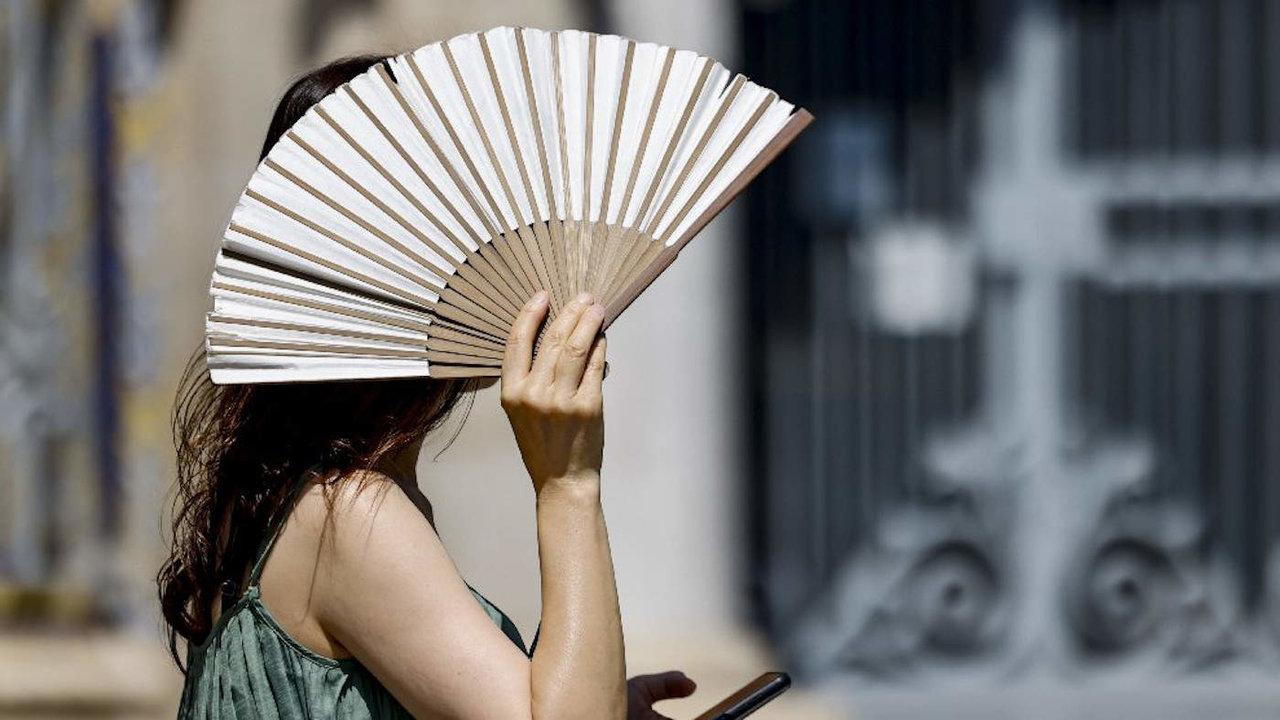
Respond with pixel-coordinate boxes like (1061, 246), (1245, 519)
(528, 291), (548, 307)
(575, 292), (592, 305)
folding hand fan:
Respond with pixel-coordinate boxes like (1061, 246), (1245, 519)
(206, 26), (812, 383)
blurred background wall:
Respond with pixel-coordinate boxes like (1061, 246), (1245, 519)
(4, 0), (1280, 719)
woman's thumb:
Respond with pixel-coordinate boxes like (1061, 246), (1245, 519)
(640, 671), (697, 701)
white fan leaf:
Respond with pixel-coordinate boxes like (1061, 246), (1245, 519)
(207, 26), (811, 383)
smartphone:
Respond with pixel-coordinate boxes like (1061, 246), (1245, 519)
(692, 672), (791, 720)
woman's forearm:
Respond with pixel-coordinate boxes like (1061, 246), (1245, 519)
(531, 476), (626, 720)
(499, 291), (621, 720)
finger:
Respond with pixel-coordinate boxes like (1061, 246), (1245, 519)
(502, 291), (549, 384)
(635, 671), (697, 702)
(531, 293), (591, 384)
(554, 303), (605, 393)
(578, 335), (607, 397)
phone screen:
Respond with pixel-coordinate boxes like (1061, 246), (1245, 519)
(692, 672), (791, 720)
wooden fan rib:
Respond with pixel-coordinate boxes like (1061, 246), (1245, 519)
(425, 320), (506, 354)
(370, 65), (529, 315)
(596, 226), (639, 299)
(439, 46), (548, 307)
(244, 187), (441, 298)
(228, 219), (506, 344)
(403, 53), (510, 238)
(226, 222), (435, 311)
(343, 84), (481, 251)
(595, 226), (636, 301)
(479, 32), (556, 297)
(568, 34), (598, 300)
(602, 232), (664, 305)
(583, 34), (597, 221)
(527, 222), (559, 302)
(322, 102), (530, 325)
(451, 261), (518, 320)
(603, 108), (815, 327)
(552, 33), (576, 299)
(642, 75), (747, 238)
(465, 244), (527, 314)
(585, 40), (636, 297)
(315, 105), (469, 259)
(212, 337), (430, 360)
(616, 48), (674, 229)
(288, 133), (462, 273)
(659, 91), (776, 242)
(263, 157), (451, 280)
(596, 46), (672, 298)
(210, 315), (425, 347)
(591, 232), (626, 301)
(437, 286), (509, 331)
(578, 33), (597, 302)
(629, 59), (715, 232)
(596, 40), (634, 223)
(402, 54), (538, 305)
(595, 59), (714, 300)
(419, 348), (499, 366)
(547, 219), (570, 305)
(211, 278), (432, 335)
(427, 364), (503, 379)
(481, 229), (537, 305)
(321, 96), (518, 323)
(425, 337), (503, 361)
(376, 65), (498, 240)
(598, 74), (748, 304)
(438, 270), (516, 325)
(437, 43), (542, 299)
(515, 29), (567, 309)
(432, 301), (508, 343)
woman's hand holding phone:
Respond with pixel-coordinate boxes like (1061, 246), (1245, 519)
(628, 671), (698, 720)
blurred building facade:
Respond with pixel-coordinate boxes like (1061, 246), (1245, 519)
(745, 0), (1280, 715)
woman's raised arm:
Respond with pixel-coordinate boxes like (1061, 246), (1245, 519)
(501, 290), (625, 720)
(311, 290), (624, 720)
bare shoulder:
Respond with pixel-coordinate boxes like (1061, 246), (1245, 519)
(288, 471), (457, 605)
(279, 470), (434, 569)
(308, 471), (432, 546)
(256, 471), (411, 659)
(259, 470), (448, 659)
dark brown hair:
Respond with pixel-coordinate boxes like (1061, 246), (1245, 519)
(158, 55), (473, 670)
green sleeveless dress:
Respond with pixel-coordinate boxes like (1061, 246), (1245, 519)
(176, 481), (530, 719)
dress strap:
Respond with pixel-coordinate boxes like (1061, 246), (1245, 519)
(247, 469), (320, 587)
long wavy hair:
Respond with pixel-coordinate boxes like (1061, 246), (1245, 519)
(158, 55), (475, 670)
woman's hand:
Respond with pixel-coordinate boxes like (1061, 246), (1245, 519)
(501, 290), (608, 494)
(628, 672), (698, 720)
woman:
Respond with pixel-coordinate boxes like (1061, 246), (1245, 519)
(160, 56), (696, 720)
